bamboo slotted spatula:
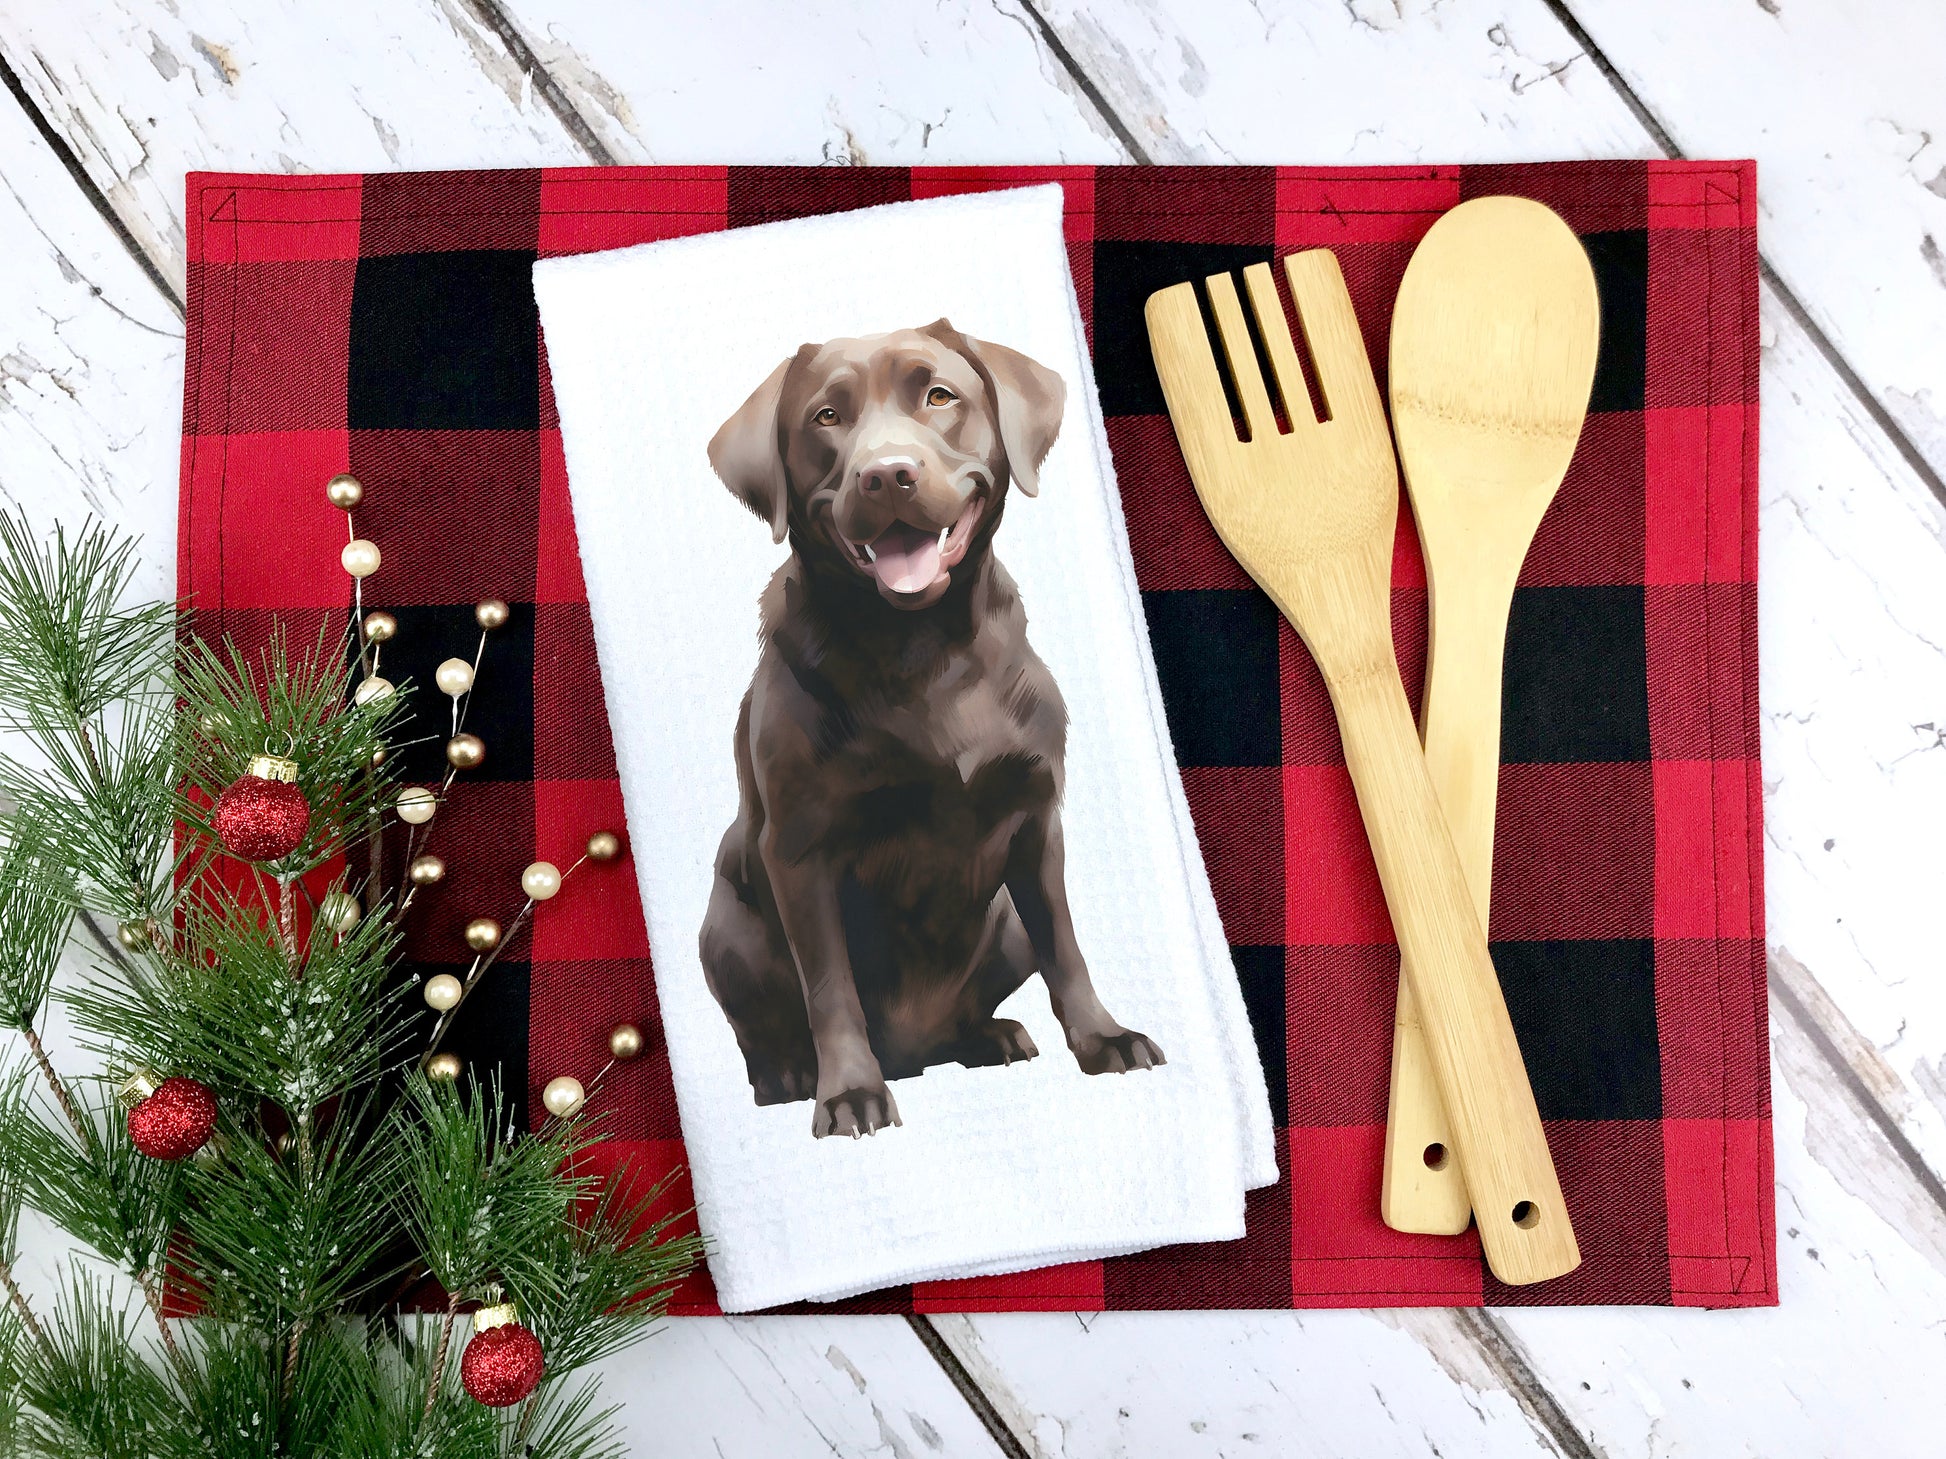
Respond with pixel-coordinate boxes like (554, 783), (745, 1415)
(1381, 197), (1602, 1237)
(1145, 251), (1579, 1284)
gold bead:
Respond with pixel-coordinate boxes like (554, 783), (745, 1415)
(586, 831), (623, 863)
(464, 917), (502, 952)
(369, 744), (388, 768)
(434, 657), (475, 697)
(541, 1075), (586, 1118)
(361, 610), (397, 643)
(426, 1052), (463, 1082)
(521, 861), (562, 901)
(608, 1023), (644, 1061)
(353, 675), (395, 707)
(341, 539), (381, 578)
(475, 599), (510, 631)
(408, 854), (446, 886)
(325, 473), (364, 509)
(318, 891), (361, 933)
(423, 973), (463, 1011)
(274, 1129), (295, 1156)
(446, 733), (486, 769)
(396, 787), (437, 825)
(116, 919), (150, 951)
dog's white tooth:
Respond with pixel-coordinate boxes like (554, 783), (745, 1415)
(862, 542), (876, 561)
(939, 527), (950, 548)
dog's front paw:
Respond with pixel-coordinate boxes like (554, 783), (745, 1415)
(812, 1080), (902, 1139)
(1070, 1026), (1166, 1074)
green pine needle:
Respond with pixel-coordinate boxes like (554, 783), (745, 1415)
(0, 509), (699, 1459)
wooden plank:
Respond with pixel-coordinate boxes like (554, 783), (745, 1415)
(0, 37), (178, 588)
(482, 0), (1129, 165)
(1564, 0), (1946, 486)
(931, 1306), (1566, 1458)
(1022, 0), (1653, 165)
(7, 1), (1946, 1450)
(594, 1315), (1009, 1458)
(0, 0), (593, 294)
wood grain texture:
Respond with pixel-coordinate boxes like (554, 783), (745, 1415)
(929, 1307), (1569, 1458)
(1382, 196), (1600, 1236)
(1565, 0), (1946, 490)
(0, 0), (590, 293)
(2, 0), (1945, 1449)
(469, 0), (1131, 166)
(1149, 250), (1576, 1283)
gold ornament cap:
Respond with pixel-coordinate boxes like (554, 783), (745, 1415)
(246, 753), (301, 784)
(473, 1301), (520, 1334)
(116, 1068), (162, 1108)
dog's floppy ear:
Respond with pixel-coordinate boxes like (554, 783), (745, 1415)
(708, 355), (797, 544)
(925, 319), (1066, 497)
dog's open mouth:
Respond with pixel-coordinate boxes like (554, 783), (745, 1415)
(843, 495), (984, 597)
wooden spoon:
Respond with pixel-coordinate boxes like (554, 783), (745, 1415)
(1381, 196), (1601, 1235)
(1148, 249), (1578, 1284)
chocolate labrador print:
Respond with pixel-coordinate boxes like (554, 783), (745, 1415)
(698, 320), (1165, 1139)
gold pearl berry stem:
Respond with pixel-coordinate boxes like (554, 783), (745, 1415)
(391, 615), (503, 924)
(414, 832), (618, 1073)
(536, 1021), (643, 1127)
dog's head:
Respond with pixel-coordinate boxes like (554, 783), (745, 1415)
(708, 320), (1065, 610)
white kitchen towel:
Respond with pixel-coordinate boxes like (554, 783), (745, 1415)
(534, 184), (1275, 1313)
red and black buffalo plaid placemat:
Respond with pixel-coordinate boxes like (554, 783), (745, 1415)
(178, 162), (1773, 1311)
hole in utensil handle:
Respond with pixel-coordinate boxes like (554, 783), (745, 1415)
(1511, 1201), (1539, 1229)
(1422, 1143), (1449, 1171)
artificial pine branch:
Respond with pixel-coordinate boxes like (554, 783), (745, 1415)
(0, 510), (698, 1456)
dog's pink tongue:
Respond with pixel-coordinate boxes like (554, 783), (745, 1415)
(871, 521), (943, 595)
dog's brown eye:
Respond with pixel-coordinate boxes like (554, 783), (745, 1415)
(925, 385), (957, 407)
(813, 406), (840, 426)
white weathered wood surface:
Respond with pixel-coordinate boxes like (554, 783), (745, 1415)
(2, 1), (1943, 1453)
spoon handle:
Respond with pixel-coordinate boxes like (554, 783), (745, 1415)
(1381, 567), (1518, 1235)
(1328, 645), (1578, 1284)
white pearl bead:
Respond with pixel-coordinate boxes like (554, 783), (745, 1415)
(541, 1075), (586, 1118)
(521, 861), (562, 901)
(318, 891), (360, 932)
(434, 657), (475, 697)
(341, 539), (381, 578)
(352, 675), (394, 706)
(396, 787), (437, 825)
(422, 974), (463, 1011)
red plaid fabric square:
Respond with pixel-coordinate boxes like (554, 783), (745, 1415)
(179, 160), (1772, 1311)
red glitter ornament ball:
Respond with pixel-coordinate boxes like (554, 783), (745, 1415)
(460, 1312), (545, 1407)
(126, 1076), (218, 1161)
(212, 755), (310, 862)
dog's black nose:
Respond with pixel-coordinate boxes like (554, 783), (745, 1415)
(859, 456), (921, 495)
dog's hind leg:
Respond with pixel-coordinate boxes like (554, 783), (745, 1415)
(947, 892), (1041, 1069)
(700, 831), (817, 1105)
